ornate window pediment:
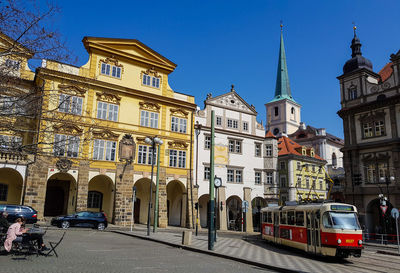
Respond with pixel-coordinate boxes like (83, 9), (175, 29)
(96, 91), (121, 104)
(53, 123), (83, 135)
(92, 129), (120, 140)
(143, 66), (161, 78)
(99, 56), (124, 68)
(139, 101), (160, 112)
(359, 111), (385, 123)
(136, 137), (146, 144)
(58, 84), (86, 97)
(168, 140), (188, 149)
(170, 108), (188, 117)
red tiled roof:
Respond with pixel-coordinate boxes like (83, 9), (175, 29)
(265, 130), (275, 138)
(378, 62), (393, 83)
(277, 136), (325, 161)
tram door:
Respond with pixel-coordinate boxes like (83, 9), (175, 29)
(274, 212), (279, 243)
(306, 211), (317, 254)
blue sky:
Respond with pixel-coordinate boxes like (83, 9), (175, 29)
(52, 0), (400, 138)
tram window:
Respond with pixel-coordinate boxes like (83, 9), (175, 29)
(263, 213), (268, 223)
(267, 212), (272, 223)
(280, 212), (287, 224)
(322, 212), (333, 228)
(296, 211), (304, 226)
(287, 211), (295, 225)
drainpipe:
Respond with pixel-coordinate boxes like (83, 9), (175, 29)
(189, 111), (195, 229)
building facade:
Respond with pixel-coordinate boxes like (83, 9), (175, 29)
(1, 35), (198, 228)
(337, 28), (400, 233)
(194, 86), (278, 232)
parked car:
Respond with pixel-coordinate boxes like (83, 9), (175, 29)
(0, 204), (38, 224)
(51, 211), (108, 230)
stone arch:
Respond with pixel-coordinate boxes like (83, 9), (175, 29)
(88, 175), (114, 221)
(226, 195), (242, 231)
(0, 168), (24, 205)
(44, 172), (77, 216)
(198, 194), (209, 228)
(167, 180), (186, 227)
(251, 197), (266, 232)
(133, 178), (156, 225)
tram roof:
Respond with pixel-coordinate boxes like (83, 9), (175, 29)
(260, 202), (356, 212)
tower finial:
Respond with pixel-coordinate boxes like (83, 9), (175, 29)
(231, 84), (235, 92)
(352, 22), (357, 37)
(280, 20), (283, 32)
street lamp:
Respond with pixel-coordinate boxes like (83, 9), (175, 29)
(194, 123), (201, 236)
(379, 176), (395, 198)
(145, 136), (163, 236)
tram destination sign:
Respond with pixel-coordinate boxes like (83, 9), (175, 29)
(331, 205), (354, 211)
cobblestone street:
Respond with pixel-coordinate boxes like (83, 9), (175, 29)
(0, 229), (274, 273)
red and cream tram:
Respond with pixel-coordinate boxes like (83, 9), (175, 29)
(261, 202), (363, 258)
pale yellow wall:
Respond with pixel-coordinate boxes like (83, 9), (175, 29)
(0, 169), (23, 205)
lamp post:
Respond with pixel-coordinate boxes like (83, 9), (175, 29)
(145, 136), (163, 236)
(194, 123), (201, 236)
(131, 186), (136, 232)
(379, 176), (395, 238)
(153, 143), (162, 233)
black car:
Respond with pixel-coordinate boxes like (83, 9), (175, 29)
(0, 204), (38, 224)
(51, 211), (108, 230)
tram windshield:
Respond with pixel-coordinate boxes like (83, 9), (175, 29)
(322, 212), (360, 230)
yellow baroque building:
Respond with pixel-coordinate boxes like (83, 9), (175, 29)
(11, 36), (197, 228)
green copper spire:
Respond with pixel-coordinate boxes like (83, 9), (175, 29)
(270, 25), (295, 103)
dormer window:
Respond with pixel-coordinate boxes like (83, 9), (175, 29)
(101, 62), (121, 78)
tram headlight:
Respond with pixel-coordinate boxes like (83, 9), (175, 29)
(337, 239), (342, 244)
(358, 240), (362, 245)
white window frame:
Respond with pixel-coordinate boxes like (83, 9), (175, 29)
(137, 145), (156, 165)
(59, 94), (83, 115)
(93, 139), (117, 161)
(169, 149), (186, 168)
(204, 135), (211, 149)
(142, 74), (160, 88)
(227, 169), (243, 183)
(265, 145), (272, 156)
(243, 121), (248, 131)
(228, 139), (242, 154)
(97, 101), (119, 121)
(101, 62), (121, 79)
(255, 143), (261, 157)
(140, 110), (159, 128)
(255, 172), (262, 185)
(266, 172), (273, 184)
(54, 134), (80, 158)
(171, 116), (187, 133)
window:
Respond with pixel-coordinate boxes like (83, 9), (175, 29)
(5, 59), (20, 70)
(227, 169), (243, 183)
(59, 94), (83, 115)
(291, 107), (295, 120)
(97, 102), (119, 121)
(305, 177), (310, 188)
(171, 117), (187, 133)
(287, 211), (295, 225)
(216, 116), (222, 126)
(93, 139), (117, 161)
(137, 145), (157, 165)
(274, 107), (279, 116)
(0, 135), (22, 150)
(280, 161), (285, 170)
(204, 136), (211, 149)
(375, 121), (385, 136)
(366, 163), (376, 183)
(266, 172), (273, 184)
(297, 176), (302, 188)
(228, 139), (242, 153)
(169, 150), (186, 168)
(243, 121), (248, 131)
(265, 145), (272, 156)
(140, 110), (159, 128)
(319, 179), (323, 190)
(227, 119), (238, 129)
(0, 183), (7, 201)
(255, 172), (261, 185)
(280, 212), (287, 224)
(87, 191), (103, 209)
(297, 162), (301, 170)
(273, 128), (279, 135)
(332, 153), (337, 167)
(204, 167), (210, 180)
(101, 62), (121, 78)
(255, 143), (261, 157)
(142, 74), (160, 88)
(280, 176), (286, 187)
(378, 162), (388, 180)
(363, 123), (373, 138)
(296, 211), (304, 226)
(349, 88), (357, 100)
(54, 134), (80, 158)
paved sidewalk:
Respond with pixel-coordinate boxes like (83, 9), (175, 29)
(112, 226), (400, 273)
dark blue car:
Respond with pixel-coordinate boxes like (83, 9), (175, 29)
(51, 211), (108, 230)
(0, 204), (38, 224)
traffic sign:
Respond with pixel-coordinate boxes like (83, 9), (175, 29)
(242, 200), (249, 213)
(381, 205), (388, 215)
(392, 208), (399, 219)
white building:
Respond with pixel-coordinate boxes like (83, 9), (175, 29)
(194, 86), (278, 232)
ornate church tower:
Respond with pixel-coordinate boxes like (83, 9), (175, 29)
(265, 26), (301, 135)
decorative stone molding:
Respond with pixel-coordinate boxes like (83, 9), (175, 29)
(53, 123), (83, 135)
(56, 158), (73, 172)
(170, 108), (188, 117)
(119, 134), (135, 161)
(58, 84), (86, 96)
(358, 111), (386, 123)
(143, 66), (161, 78)
(139, 101), (160, 112)
(136, 137), (146, 144)
(92, 129), (120, 140)
(168, 140), (188, 149)
(96, 91), (121, 104)
(99, 56), (123, 67)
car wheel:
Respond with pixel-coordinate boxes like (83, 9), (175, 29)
(97, 223), (106, 231)
(61, 221), (70, 229)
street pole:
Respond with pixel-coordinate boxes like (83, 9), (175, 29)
(147, 142), (155, 236)
(153, 145), (161, 233)
(208, 110), (215, 251)
(214, 188), (218, 242)
(396, 217), (400, 254)
(131, 186), (136, 232)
